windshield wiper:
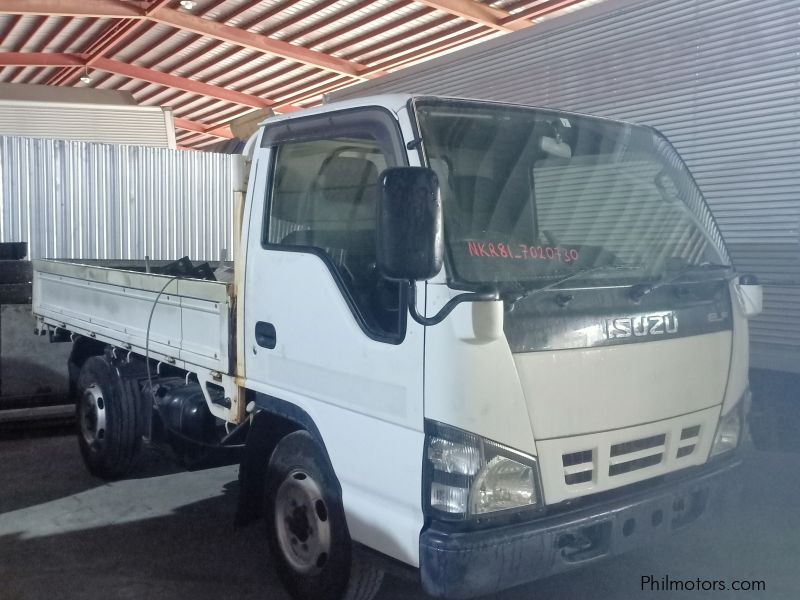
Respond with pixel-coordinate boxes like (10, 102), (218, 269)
(628, 262), (734, 302)
(504, 264), (641, 309)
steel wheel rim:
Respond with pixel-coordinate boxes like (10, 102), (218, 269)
(80, 384), (107, 450)
(274, 468), (332, 575)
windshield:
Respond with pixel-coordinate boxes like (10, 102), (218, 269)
(413, 98), (728, 291)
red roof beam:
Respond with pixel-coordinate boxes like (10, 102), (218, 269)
(92, 57), (273, 109)
(0, 51), (83, 66)
(173, 117), (234, 140)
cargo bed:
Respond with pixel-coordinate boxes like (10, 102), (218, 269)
(32, 259), (234, 376)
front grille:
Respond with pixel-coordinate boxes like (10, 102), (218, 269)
(609, 433), (666, 477)
(541, 408), (718, 505)
(562, 449), (594, 486)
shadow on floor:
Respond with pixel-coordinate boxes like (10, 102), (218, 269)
(0, 478), (289, 600)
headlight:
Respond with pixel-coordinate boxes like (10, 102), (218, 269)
(424, 421), (542, 520)
(709, 391), (748, 458)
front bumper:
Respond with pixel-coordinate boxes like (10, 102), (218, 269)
(419, 457), (740, 599)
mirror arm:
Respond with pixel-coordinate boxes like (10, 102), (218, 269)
(406, 281), (499, 326)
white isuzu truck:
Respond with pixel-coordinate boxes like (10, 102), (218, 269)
(32, 95), (762, 600)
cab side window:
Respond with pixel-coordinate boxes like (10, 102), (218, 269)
(266, 136), (405, 340)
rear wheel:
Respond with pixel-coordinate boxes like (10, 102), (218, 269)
(265, 431), (383, 600)
(77, 355), (140, 479)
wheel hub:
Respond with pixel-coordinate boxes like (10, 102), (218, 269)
(287, 505), (311, 541)
(274, 469), (332, 575)
(80, 384), (107, 450)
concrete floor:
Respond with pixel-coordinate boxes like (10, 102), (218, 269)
(0, 429), (797, 600)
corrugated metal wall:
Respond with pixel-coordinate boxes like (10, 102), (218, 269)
(334, 0), (800, 373)
(0, 102), (176, 149)
(0, 136), (234, 262)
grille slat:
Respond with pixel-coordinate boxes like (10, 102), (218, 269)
(562, 450), (593, 467)
(610, 434), (666, 457)
(608, 446), (665, 466)
(563, 462), (594, 476)
(565, 471), (593, 485)
(562, 449), (594, 486)
(609, 453), (662, 476)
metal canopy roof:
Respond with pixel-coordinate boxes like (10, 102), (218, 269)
(0, 0), (599, 149)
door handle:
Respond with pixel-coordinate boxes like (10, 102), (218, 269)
(255, 321), (277, 349)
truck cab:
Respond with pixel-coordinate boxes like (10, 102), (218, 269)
(34, 94), (763, 600)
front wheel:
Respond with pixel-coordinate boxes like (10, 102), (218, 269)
(265, 431), (383, 600)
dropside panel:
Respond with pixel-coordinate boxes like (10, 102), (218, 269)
(33, 260), (232, 374)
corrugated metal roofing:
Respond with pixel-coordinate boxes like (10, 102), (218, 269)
(0, 0), (599, 149)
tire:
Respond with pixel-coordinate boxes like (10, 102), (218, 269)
(76, 355), (141, 479)
(264, 431), (384, 600)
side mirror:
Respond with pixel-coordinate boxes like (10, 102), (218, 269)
(377, 167), (443, 281)
(736, 274), (763, 318)
(377, 166), (498, 326)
